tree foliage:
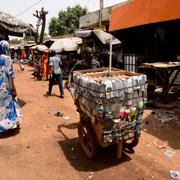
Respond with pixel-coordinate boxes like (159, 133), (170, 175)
(10, 38), (22, 45)
(49, 5), (87, 36)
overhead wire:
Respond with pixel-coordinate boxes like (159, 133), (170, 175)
(15, 0), (43, 17)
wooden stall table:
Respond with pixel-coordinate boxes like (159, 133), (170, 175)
(139, 62), (180, 94)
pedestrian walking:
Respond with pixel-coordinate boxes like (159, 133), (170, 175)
(32, 50), (41, 80)
(47, 51), (64, 98)
(18, 49), (26, 71)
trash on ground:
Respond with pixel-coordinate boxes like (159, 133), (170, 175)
(153, 140), (168, 149)
(170, 170), (180, 179)
(146, 111), (178, 127)
(88, 172), (94, 179)
(55, 112), (64, 117)
(159, 112), (178, 127)
(160, 114), (174, 124)
(88, 175), (93, 179)
(146, 143), (151, 147)
(63, 116), (70, 120)
(164, 149), (175, 157)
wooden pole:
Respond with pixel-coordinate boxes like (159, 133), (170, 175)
(99, 0), (103, 28)
(108, 38), (113, 76)
(117, 141), (123, 159)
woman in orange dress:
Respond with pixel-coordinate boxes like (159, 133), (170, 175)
(41, 50), (50, 80)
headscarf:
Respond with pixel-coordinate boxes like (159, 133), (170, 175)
(0, 40), (10, 55)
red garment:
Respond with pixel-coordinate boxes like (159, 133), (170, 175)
(21, 52), (27, 59)
(19, 52), (27, 60)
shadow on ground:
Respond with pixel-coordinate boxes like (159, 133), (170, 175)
(58, 123), (78, 130)
(17, 98), (26, 108)
(27, 69), (34, 72)
(57, 123), (78, 140)
(58, 137), (131, 172)
(43, 93), (63, 99)
(0, 128), (20, 139)
(147, 93), (180, 109)
(57, 122), (131, 171)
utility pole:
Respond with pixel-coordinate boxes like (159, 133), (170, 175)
(99, 0), (103, 28)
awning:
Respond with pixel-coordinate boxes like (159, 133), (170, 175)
(0, 11), (36, 37)
(44, 37), (82, 48)
(109, 0), (180, 32)
(49, 38), (78, 53)
(30, 45), (48, 52)
(75, 29), (121, 45)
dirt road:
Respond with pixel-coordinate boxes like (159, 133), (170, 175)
(0, 64), (179, 180)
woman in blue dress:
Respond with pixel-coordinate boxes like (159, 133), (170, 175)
(0, 40), (22, 132)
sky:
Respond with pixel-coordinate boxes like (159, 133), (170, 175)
(0, 0), (127, 34)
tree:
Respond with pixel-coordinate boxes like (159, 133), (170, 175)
(33, 7), (48, 44)
(49, 5), (87, 36)
(10, 38), (21, 45)
(23, 35), (35, 41)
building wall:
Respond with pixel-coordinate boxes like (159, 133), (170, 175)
(79, 1), (132, 29)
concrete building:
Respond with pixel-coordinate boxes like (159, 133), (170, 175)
(79, 0), (132, 30)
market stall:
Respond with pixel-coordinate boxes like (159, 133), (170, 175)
(139, 61), (180, 94)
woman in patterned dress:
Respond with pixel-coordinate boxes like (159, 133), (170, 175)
(0, 40), (22, 132)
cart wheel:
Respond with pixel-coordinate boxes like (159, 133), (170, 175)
(124, 134), (139, 149)
(78, 122), (98, 159)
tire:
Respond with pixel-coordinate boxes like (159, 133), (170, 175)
(124, 133), (139, 149)
(78, 121), (98, 159)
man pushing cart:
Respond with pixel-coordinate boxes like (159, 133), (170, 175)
(67, 43), (147, 159)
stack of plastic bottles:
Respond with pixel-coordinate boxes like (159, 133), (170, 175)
(73, 68), (147, 143)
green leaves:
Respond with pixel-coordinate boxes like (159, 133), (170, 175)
(48, 5), (87, 36)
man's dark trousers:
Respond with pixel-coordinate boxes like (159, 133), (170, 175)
(49, 73), (64, 96)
